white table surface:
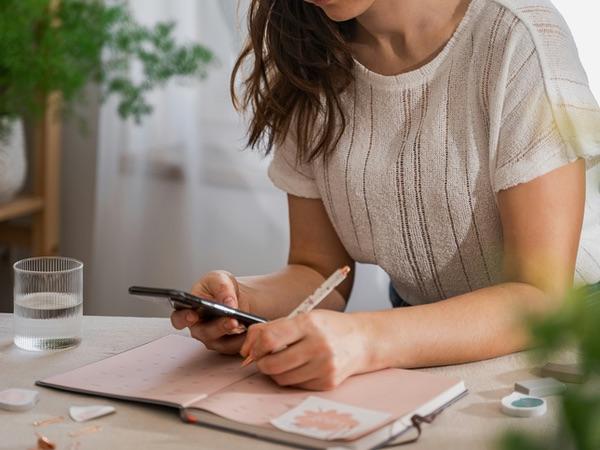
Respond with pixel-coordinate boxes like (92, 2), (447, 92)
(0, 313), (564, 450)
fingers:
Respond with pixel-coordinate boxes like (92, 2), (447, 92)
(240, 323), (267, 358)
(168, 271), (248, 356)
(258, 342), (342, 390)
(188, 318), (246, 354)
(170, 309), (199, 330)
(189, 317), (239, 342)
(204, 334), (246, 355)
(270, 361), (320, 387)
(256, 338), (312, 376)
(268, 354), (343, 391)
(240, 317), (304, 360)
(194, 271), (239, 307)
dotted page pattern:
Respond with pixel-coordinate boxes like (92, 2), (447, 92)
(40, 334), (256, 407)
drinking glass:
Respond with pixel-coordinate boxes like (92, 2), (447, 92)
(13, 257), (83, 351)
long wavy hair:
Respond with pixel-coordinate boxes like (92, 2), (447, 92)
(230, 0), (356, 162)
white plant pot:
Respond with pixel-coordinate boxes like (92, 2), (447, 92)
(0, 119), (27, 203)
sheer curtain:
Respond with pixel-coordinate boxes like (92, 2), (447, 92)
(90, 0), (293, 316)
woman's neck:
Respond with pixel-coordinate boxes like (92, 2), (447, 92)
(351, 0), (471, 76)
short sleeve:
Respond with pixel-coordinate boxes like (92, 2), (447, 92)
(267, 129), (321, 199)
(492, 15), (600, 193)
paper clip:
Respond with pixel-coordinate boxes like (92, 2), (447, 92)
(69, 424), (102, 437)
(32, 416), (65, 427)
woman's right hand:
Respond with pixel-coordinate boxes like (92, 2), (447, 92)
(170, 270), (250, 355)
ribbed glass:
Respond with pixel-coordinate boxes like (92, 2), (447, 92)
(13, 257), (83, 351)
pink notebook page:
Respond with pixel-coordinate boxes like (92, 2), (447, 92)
(40, 334), (256, 407)
(40, 334), (463, 441)
(189, 367), (462, 439)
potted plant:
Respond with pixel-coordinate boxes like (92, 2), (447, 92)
(0, 0), (213, 202)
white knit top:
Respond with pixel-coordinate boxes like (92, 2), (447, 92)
(268, 0), (600, 305)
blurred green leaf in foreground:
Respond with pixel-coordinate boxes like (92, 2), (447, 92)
(499, 284), (600, 450)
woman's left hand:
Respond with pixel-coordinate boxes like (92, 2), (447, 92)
(240, 310), (371, 391)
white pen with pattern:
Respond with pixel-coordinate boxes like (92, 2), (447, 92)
(287, 265), (351, 318)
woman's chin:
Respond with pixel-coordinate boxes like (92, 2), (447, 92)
(306, 0), (371, 22)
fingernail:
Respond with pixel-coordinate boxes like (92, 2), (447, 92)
(231, 324), (246, 334)
(240, 355), (254, 367)
(223, 296), (235, 307)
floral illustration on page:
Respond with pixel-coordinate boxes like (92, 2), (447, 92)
(271, 396), (391, 441)
(293, 408), (359, 433)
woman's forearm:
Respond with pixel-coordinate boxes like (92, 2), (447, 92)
(237, 264), (348, 320)
(359, 282), (552, 370)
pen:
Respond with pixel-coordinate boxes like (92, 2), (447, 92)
(241, 265), (351, 367)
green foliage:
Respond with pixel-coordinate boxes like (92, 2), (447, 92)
(0, 0), (213, 139)
(529, 285), (600, 379)
(499, 284), (600, 450)
(498, 431), (550, 450)
(562, 385), (600, 450)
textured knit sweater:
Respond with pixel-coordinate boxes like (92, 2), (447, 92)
(268, 0), (600, 305)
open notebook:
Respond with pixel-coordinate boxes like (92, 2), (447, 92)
(37, 334), (467, 450)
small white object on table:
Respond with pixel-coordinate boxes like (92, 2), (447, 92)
(0, 313), (563, 449)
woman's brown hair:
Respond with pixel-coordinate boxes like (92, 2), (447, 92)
(231, 0), (356, 162)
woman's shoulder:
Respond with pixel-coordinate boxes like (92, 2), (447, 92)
(481, 0), (568, 32)
(475, 0), (582, 75)
(466, 0), (590, 103)
(488, 0), (565, 24)
(474, 0), (600, 189)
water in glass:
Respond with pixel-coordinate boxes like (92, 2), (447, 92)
(13, 257), (83, 351)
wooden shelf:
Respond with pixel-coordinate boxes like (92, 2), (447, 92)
(0, 222), (33, 247)
(0, 92), (61, 255)
(0, 196), (44, 222)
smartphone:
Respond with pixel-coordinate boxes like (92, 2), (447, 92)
(128, 286), (267, 326)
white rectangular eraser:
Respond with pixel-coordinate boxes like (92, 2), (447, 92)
(541, 362), (583, 384)
(514, 377), (566, 397)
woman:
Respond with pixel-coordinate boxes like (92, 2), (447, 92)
(172, 0), (600, 390)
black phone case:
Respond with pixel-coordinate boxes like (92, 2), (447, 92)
(128, 286), (267, 326)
